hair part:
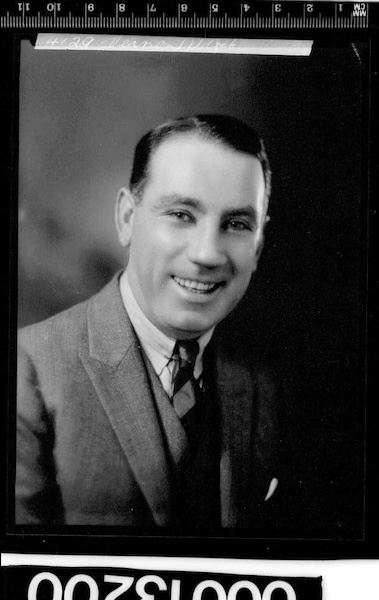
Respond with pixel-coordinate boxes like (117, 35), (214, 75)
(129, 114), (272, 205)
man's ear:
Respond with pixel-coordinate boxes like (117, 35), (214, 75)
(255, 233), (265, 263)
(253, 215), (270, 273)
(115, 188), (136, 248)
(251, 226), (266, 272)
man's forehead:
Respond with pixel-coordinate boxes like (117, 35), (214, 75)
(139, 134), (266, 220)
(147, 133), (264, 188)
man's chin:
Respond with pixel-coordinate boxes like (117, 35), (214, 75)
(164, 314), (220, 340)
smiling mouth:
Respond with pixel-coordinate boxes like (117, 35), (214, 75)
(173, 276), (224, 294)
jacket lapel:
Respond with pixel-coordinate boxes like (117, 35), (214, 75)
(211, 336), (279, 528)
(209, 339), (265, 528)
(79, 274), (174, 526)
(214, 346), (254, 527)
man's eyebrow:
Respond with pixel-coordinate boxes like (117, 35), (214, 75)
(223, 206), (258, 224)
(152, 194), (202, 211)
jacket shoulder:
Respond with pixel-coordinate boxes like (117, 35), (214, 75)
(18, 274), (120, 358)
(214, 326), (279, 389)
(19, 296), (89, 355)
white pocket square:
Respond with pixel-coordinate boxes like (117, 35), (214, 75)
(264, 477), (279, 501)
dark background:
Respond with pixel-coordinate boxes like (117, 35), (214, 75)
(17, 41), (366, 540)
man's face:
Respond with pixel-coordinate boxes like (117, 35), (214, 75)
(122, 134), (267, 340)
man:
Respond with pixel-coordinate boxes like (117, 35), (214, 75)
(16, 114), (281, 529)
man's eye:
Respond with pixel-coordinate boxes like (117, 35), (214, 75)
(169, 211), (193, 222)
(225, 220), (252, 232)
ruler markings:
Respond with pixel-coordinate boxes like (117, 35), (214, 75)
(0, 3), (371, 30)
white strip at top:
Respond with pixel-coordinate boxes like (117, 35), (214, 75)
(35, 34), (313, 55)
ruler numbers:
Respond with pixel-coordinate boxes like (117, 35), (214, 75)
(1, 1), (370, 28)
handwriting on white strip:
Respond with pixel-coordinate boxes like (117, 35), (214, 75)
(35, 34), (313, 56)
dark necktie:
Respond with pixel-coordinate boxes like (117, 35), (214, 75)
(171, 339), (200, 420)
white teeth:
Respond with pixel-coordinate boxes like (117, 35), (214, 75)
(174, 277), (219, 293)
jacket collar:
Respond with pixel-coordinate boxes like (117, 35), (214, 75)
(80, 272), (175, 526)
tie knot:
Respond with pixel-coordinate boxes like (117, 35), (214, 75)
(175, 339), (200, 368)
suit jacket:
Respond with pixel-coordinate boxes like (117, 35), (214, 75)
(16, 274), (281, 529)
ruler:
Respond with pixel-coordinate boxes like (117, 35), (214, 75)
(0, 2), (373, 29)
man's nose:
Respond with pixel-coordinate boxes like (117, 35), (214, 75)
(186, 224), (227, 268)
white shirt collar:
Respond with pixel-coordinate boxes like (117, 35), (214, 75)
(119, 269), (214, 379)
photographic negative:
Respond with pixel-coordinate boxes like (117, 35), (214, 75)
(6, 33), (372, 548)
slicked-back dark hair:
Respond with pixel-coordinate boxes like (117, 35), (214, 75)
(129, 114), (271, 203)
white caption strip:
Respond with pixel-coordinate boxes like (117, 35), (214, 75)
(2, 554), (379, 600)
(35, 34), (313, 55)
